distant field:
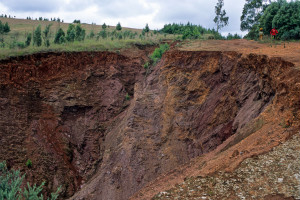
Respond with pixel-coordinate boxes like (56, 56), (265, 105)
(0, 17), (144, 36)
(0, 18), (179, 59)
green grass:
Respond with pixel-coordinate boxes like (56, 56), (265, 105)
(0, 38), (157, 60)
(0, 18), (179, 60)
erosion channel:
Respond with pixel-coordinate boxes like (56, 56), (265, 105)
(0, 48), (299, 200)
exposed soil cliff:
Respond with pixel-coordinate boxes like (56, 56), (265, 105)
(0, 47), (299, 200)
(0, 50), (147, 197)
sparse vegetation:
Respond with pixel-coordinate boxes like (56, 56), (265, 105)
(0, 18), (165, 59)
(226, 33), (242, 40)
(125, 93), (130, 101)
(0, 161), (61, 200)
(149, 43), (170, 65)
(26, 159), (32, 168)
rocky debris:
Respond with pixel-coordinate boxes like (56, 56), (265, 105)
(153, 133), (300, 200)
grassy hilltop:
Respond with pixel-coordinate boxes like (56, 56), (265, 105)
(0, 17), (175, 59)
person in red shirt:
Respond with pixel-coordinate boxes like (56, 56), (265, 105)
(270, 27), (278, 39)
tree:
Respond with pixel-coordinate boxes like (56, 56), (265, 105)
(0, 21), (3, 34)
(272, 1), (300, 40)
(102, 23), (107, 30)
(3, 22), (10, 33)
(89, 30), (95, 39)
(54, 28), (65, 44)
(0, 21), (10, 35)
(43, 24), (52, 47)
(144, 23), (150, 33)
(240, 0), (271, 32)
(116, 22), (122, 31)
(25, 33), (32, 46)
(33, 25), (42, 46)
(214, 0), (229, 32)
(73, 19), (80, 23)
(259, 1), (284, 35)
(75, 24), (85, 41)
(66, 24), (76, 42)
(0, 161), (61, 200)
(66, 24), (85, 42)
(98, 30), (107, 39)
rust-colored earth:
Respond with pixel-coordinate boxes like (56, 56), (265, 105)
(131, 40), (300, 200)
(0, 40), (299, 200)
(178, 39), (300, 69)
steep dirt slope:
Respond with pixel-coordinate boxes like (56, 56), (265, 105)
(71, 51), (299, 200)
(0, 50), (149, 197)
(1, 47), (299, 200)
(131, 52), (300, 200)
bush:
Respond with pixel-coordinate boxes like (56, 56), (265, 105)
(26, 159), (32, 168)
(73, 19), (80, 24)
(226, 33), (242, 40)
(33, 25), (42, 47)
(116, 22), (122, 31)
(25, 33), (32, 46)
(149, 43), (169, 65)
(125, 93), (130, 101)
(66, 24), (76, 42)
(89, 30), (95, 39)
(54, 28), (65, 44)
(143, 62), (149, 69)
(66, 24), (85, 42)
(0, 161), (61, 200)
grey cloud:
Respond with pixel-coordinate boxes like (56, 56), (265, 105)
(1, 0), (246, 33)
(96, 0), (153, 18)
(151, 0), (215, 27)
(151, 0), (244, 32)
(1, 0), (61, 12)
(63, 0), (97, 11)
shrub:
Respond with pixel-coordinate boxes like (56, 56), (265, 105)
(66, 24), (76, 42)
(43, 24), (52, 47)
(17, 42), (26, 49)
(33, 25), (42, 47)
(66, 24), (85, 42)
(143, 62), (149, 69)
(149, 43), (169, 65)
(26, 159), (32, 168)
(54, 28), (65, 44)
(116, 22), (122, 31)
(226, 33), (242, 40)
(25, 33), (32, 46)
(89, 30), (95, 39)
(0, 161), (61, 200)
(73, 19), (80, 24)
(125, 93), (130, 101)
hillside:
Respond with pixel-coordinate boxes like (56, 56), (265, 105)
(0, 18), (172, 60)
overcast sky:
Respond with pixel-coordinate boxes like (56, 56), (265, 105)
(0, 0), (246, 35)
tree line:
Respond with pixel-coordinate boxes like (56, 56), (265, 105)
(241, 0), (300, 40)
(159, 22), (224, 40)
